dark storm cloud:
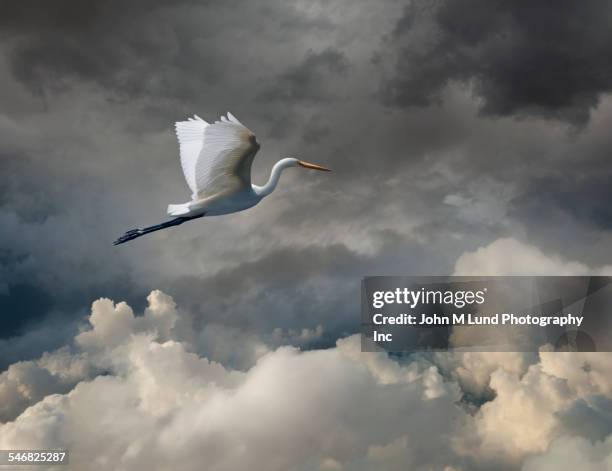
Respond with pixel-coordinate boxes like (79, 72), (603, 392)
(165, 234), (449, 346)
(169, 244), (362, 340)
(259, 48), (349, 104)
(0, 0), (105, 31)
(1, 0), (216, 102)
(383, 0), (612, 123)
(0, 283), (52, 337)
(559, 397), (612, 442)
(0, 0), (337, 110)
(512, 173), (612, 232)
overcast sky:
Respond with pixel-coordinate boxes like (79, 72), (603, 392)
(4, 0), (612, 362)
(2, 1), (612, 468)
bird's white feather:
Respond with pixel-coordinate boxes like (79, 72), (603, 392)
(198, 115), (258, 195)
(226, 112), (244, 126)
(175, 112), (258, 200)
(175, 115), (208, 197)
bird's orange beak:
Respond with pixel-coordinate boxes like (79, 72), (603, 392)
(297, 160), (331, 171)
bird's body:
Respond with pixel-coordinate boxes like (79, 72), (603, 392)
(168, 185), (261, 217)
(114, 112), (329, 245)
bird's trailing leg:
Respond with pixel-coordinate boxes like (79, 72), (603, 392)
(113, 214), (204, 246)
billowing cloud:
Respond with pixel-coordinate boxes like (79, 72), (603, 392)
(453, 237), (612, 276)
(1, 292), (612, 470)
(522, 435), (612, 471)
(0, 292), (465, 470)
(383, 0), (612, 123)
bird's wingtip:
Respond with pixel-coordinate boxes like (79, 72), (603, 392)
(227, 112), (242, 125)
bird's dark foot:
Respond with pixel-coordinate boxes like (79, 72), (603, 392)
(113, 229), (143, 246)
(112, 216), (200, 246)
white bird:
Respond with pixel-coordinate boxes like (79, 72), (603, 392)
(114, 112), (330, 245)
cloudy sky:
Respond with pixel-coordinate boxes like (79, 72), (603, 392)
(2, 0), (612, 469)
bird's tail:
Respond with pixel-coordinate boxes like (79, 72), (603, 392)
(167, 203), (192, 216)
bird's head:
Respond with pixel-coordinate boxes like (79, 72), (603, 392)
(286, 158), (331, 172)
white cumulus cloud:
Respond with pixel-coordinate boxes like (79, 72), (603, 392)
(1, 290), (612, 470)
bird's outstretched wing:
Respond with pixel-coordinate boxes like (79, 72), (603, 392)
(174, 112), (259, 199)
(175, 114), (208, 197)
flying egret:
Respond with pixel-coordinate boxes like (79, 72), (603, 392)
(113, 112), (330, 245)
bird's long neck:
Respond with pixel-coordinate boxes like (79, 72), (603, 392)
(252, 158), (295, 197)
